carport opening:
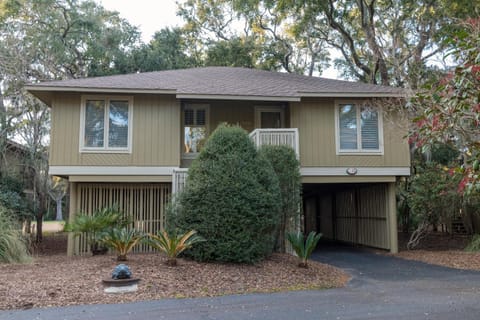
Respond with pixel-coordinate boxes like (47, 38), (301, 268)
(302, 183), (390, 251)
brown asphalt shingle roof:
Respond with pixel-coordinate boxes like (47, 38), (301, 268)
(26, 67), (405, 98)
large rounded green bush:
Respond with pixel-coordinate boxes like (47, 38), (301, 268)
(170, 124), (281, 263)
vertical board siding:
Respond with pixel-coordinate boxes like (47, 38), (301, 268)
(357, 184), (388, 248)
(334, 184), (388, 249)
(75, 183), (171, 255)
(290, 99), (410, 168)
(50, 93), (180, 167)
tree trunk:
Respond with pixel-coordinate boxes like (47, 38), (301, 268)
(36, 214), (43, 243)
(407, 221), (429, 250)
(55, 198), (63, 221)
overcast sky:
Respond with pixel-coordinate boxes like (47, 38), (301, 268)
(98, 0), (184, 42)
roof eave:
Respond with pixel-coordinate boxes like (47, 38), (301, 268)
(176, 93), (301, 102)
(299, 92), (405, 98)
(24, 85), (177, 95)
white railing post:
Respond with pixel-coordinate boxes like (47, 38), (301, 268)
(172, 168), (188, 194)
(249, 128), (299, 158)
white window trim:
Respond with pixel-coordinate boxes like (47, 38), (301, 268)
(254, 106), (285, 128)
(334, 100), (384, 155)
(181, 103), (209, 159)
(79, 95), (133, 154)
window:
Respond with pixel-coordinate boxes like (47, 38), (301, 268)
(183, 104), (208, 158)
(80, 96), (132, 152)
(336, 101), (383, 154)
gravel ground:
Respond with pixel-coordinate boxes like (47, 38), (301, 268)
(393, 250), (480, 270)
(393, 232), (480, 271)
(0, 249), (348, 310)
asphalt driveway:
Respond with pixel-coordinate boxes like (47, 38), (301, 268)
(2, 244), (480, 320)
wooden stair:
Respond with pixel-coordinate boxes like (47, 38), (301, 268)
(451, 217), (468, 234)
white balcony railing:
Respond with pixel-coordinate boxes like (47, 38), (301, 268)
(249, 128), (299, 158)
(172, 168), (188, 194)
(173, 129), (299, 194)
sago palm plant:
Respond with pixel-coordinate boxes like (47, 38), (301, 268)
(64, 206), (130, 255)
(287, 231), (322, 268)
(148, 230), (204, 266)
(99, 227), (145, 261)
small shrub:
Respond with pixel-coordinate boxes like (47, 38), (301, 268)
(64, 206), (130, 255)
(0, 208), (31, 263)
(99, 227), (145, 261)
(147, 230), (205, 266)
(287, 231), (322, 268)
(465, 234), (480, 252)
(170, 124), (281, 263)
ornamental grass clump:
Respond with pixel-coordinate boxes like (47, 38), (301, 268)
(169, 124), (281, 264)
(0, 208), (31, 264)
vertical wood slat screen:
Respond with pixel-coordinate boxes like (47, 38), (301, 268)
(334, 184), (388, 250)
(75, 183), (171, 255)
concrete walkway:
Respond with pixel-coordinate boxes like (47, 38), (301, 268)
(2, 245), (480, 320)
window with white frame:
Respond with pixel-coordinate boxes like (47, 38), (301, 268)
(336, 102), (383, 154)
(183, 104), (208, 157)
(81, 96), (132, 152)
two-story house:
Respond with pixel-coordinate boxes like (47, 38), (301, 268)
(26, 67), (409, 255)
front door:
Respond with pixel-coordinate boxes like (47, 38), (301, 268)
(255, 107), (285, 128)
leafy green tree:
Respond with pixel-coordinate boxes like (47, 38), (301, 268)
(406, 164), (462, 249)
(179, 0), (478, 87)
(258, 145), (301, 252)
(169, 124), (281, 263)
(410, 19), (480, 194)
(205, 37), (258, 68)
(107, 27), (197, 75)
(0, 0), (139, 241)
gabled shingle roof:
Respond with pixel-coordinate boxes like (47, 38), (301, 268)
(26, 67), (405, 103)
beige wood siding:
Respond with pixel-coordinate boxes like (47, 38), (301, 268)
(72, 182), (170, 255)
(209, 101), (255, 133)
(290, 99), (410, 168)
(49, 93), (180, 167)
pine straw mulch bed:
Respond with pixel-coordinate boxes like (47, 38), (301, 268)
(0, 242), (349, 310)
(388, 232), (480, 271)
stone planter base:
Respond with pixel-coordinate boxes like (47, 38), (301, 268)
(102, 278), (140, 294)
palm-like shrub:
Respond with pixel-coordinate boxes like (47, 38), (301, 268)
(99, 227), (144, 261)
(0, 208), (31, 263)
(147, 230), (204, 266)
(287, 231), (322, 268)
(64, 206), (130, 255)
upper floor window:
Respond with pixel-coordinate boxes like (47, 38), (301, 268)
(183, 104), (208, 158)
(335, 101), (383, 154)
(80, 96), (133, 153)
